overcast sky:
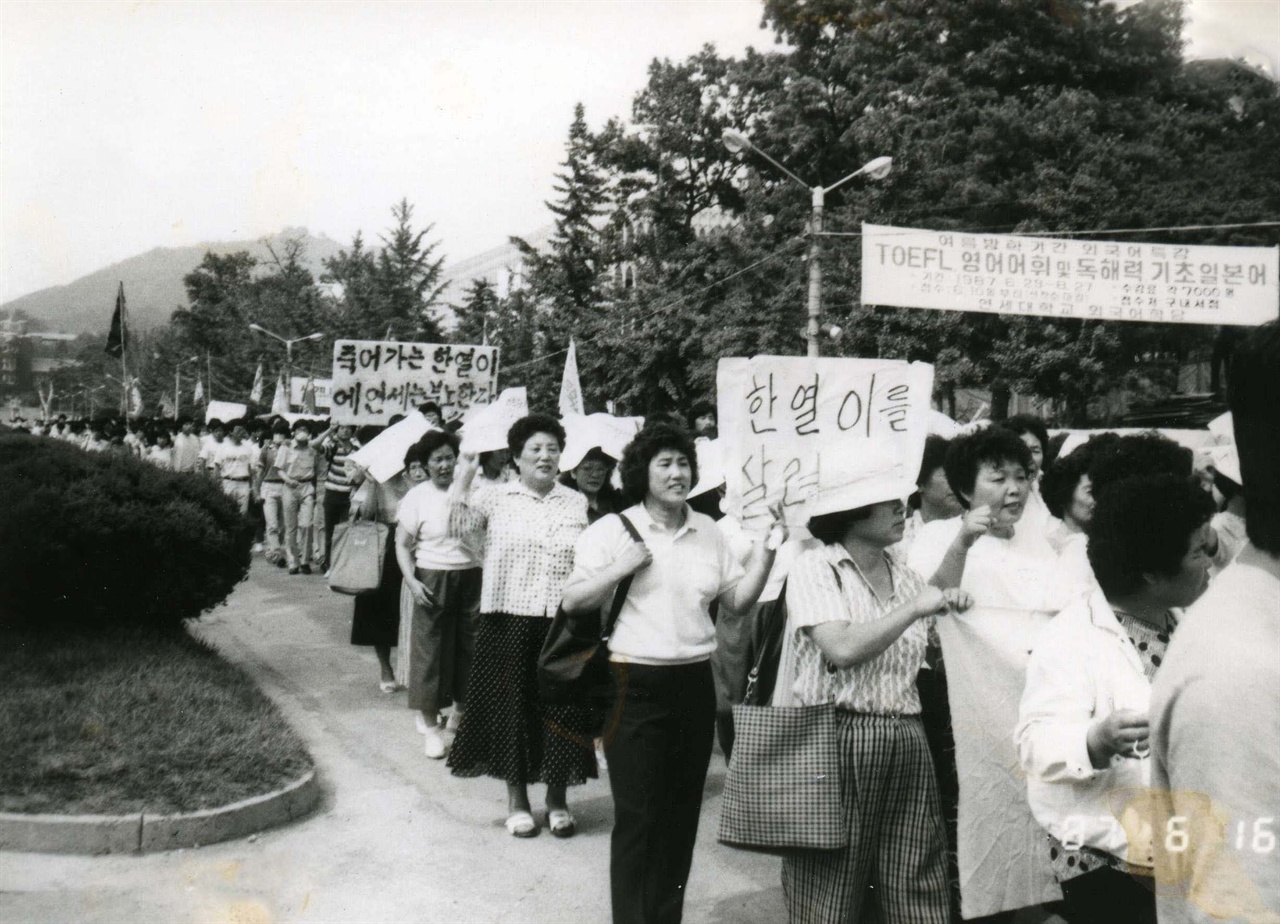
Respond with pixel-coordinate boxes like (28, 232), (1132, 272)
(2, 0), (1276, 305)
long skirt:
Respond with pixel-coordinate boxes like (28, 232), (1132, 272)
(350, 532), (401, 648)
(446, 612), (597, 787)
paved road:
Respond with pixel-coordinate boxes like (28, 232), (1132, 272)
(0, 558), (786, 924)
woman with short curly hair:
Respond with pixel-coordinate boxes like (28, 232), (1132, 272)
(445, 414), (595, 839)
(563, 421), (783, 924)
(1017, 474), (1214, 923)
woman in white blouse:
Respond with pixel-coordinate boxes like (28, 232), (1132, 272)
(1016, 473), (1214, 924)
(445, 415), (593, 839)
(561, 422), (782, 924)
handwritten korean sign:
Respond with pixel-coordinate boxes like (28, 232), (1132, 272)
(718, 356), (934, 531)
(862, 223), (1279, 327)
(330, 340), (499, 425)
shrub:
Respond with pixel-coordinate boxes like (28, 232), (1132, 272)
(0, 432), (253, 631)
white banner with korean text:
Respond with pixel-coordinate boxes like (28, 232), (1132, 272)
(289, 376), (333, 410)
(330, 340), (499, 426)
(718, 356), (934, 534)
(861, 223), (1279, 326)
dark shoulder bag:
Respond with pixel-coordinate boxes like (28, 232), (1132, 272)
(537, 513), (643, 708)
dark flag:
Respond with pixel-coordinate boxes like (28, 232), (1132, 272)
(105, 282), (126, 357)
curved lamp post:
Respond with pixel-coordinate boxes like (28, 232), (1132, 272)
(723, 128), (891, 357)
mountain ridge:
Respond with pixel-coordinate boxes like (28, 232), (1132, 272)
(2, 229), (347, 335)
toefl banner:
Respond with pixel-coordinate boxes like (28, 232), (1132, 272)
(862, 223), (1279, 326)
(717, 356), (934, 533)
(330, 340), (499, 425)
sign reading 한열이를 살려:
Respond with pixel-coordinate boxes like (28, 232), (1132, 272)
(717, 356), (934, 533)
(861, 223), (1279, 327)
(330, 340), (499, 425)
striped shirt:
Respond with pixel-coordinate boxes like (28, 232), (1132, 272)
(785, 543), (930, 715)
(324, 439), (360, 493)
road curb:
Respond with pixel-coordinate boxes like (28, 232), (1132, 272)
(0, 769), (319, 856)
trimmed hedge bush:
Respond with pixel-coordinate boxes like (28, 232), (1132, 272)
(0, 432), (253, 630)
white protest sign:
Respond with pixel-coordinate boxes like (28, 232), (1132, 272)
(205, 400), (247, 424)
(331, 340), (499, 426)
(718, 356), (934, 532)
(862, 223), (1279, 326)
(459, 387), (528, 455)
(348, 411), (435, 484)
(289, 376), (333, 410)
(560, 413), (645, 471)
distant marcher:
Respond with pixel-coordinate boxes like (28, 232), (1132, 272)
(211, 420), (261, 515)
(395, 430), (482, 758)
(274, 419), (321, 575)
(689, 400), (717, 440)
(173, 418), (202, 473)
(445, 415), (594, 839)
(257, 423), (290, 566)
(1151, 321), (1280, 923)
(146, 430), (174, 469)
(558, 446), (623, 524)
(346, 441), (431, 694)
(316, 423), (362, 569)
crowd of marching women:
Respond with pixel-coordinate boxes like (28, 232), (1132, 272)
(12, 321), (1279, 924)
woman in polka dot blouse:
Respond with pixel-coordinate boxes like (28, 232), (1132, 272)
(444, 414), (595, 839)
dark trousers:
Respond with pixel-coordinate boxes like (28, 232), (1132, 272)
(605, 660), (716, 924)
(322, 489), (350, 566)
(1059, 867), (1155, 924)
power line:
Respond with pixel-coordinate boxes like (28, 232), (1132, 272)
(500, 237), (809, 373)
(816, 220), (1280, 239)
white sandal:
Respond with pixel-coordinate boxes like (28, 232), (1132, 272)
(505, 811), (539, 838)
(547, 808), (576, 838)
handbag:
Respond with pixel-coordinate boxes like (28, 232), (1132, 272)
(717, 567), (847, 854)
(327, 487), (390, 595)
(537, 513), (643, 709)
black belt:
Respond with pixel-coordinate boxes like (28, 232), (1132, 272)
(223, 477), (251, 482)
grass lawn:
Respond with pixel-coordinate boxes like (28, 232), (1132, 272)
(0, 626), (313, 816)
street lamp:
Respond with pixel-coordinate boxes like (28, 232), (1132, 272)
(722, 128), (892, 357)
(248, 324), (325, 366)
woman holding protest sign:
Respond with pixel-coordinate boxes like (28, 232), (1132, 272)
(561, 421), (783, 924)
(444, 414), (594, 838)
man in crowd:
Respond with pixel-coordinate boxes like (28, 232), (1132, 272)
(211, 419), (261, 515)
(275, 419), (320, 575)
(1151, 320), (1280, 922)
(172, 417), (202, 473)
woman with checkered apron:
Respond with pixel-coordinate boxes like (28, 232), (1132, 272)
(444, 415), (595, 839)
(778, 490), (972, 924)
(562, 422), (785, 924)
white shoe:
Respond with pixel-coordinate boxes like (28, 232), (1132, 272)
(423, 726), (447, 759)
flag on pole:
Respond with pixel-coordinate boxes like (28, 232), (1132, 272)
(105, 282), (127, 357)
(128, 378), (144, 416)
(271, 373), (290, 416)
(302, 376), (318, 415)
(559, 337), (584, 417)
(249, 361), (265, 404)
(194, 377), (205, 404)
(160, 391), (175, 418)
